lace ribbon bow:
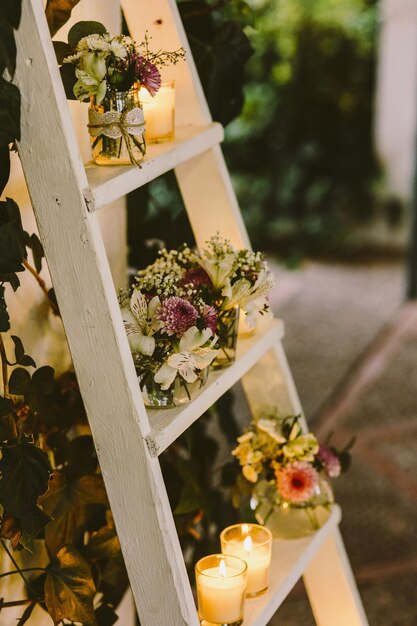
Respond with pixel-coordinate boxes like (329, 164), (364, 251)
(88, 107), (146, 167)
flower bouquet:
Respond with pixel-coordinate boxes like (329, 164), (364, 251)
(197, 235), (275, 366)
(119, 274), (219, 408)
(231, 413), (353, 538)
(60, 21), (185, 166)
(132, 236), (275, 369)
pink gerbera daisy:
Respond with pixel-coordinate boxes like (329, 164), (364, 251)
(316, 446), (341, 478)
(276, 461), (319, 504)
(158, 297), (198, 336)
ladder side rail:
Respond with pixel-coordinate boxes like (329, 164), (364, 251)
(121, 0), (211, 127)
(15, 2), (198, 624)
(122, 0), (251, 250)
(303, 528), (370, 626)
(175, 147), (251, 250)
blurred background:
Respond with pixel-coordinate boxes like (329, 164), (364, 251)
(3, 0), (417, 624)
(127, 1), (417, 624)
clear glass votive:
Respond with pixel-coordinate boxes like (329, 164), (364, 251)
(195, 554), (247, 626)
(139, 80), (175, 143)
(220, 523), (272, 597)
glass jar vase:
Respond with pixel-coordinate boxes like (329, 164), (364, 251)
(212, 305), (240, 370)
(135, 363), (209, 409)
(88, 86), (146, 166)
(252, 478), (334, 539)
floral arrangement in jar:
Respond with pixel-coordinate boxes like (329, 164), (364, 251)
(132, 236), (275, 370)
(231, 412), (353, 538)
(119, 271), (219, 408)
(197, 234), (275, 364)
(59, 21), (185, 166)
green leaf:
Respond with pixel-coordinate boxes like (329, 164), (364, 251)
(83, 524), (121, 560)
(53, 40), (72, 64)
(45, 545), (97, 626)
(0, 145), (10, 195)
(0, 395), (13, 417)
(95, 604), (118, 626)
(10, 335), (36, 368)
(45, 0), (82, 37)
(174, 482), (201, 515)
(8, 367), (31, 395)
(0, 77), (20, 146)
(0, 18), (16, 77)
(16, 601), (36, 625)
(67, 20), (107, 49)
(0, 437), (52, 547)
(32, 366), (55, 395)
(0, 285), (10, 332)
(0, 272), (20, 291)
(0, 0), (22, 29)
(39, 472), (109, 555)
(0, 198), (26, 273)
(59, 63), (77, 100)
(27, 233), (44, 273)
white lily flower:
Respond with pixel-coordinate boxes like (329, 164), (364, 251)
(121, 290), (162, 356)
(198, 251), (236, 291)
(154, 326), (219, 390)
(257, 418), (286, 443)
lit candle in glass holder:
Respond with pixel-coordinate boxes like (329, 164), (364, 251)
(220, 523), (272, 597)
(139, 80), (175, 143)
(195, 554), (247, 625)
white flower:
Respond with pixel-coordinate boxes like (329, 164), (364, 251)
(198, 249), (236, 291)
(121, 290), (162, 356)
(73, 52), (108, 102)
(257, 419), (286, 443)
(77, 34), (110, 53)
(109, 40), (128, 59)
(154, 327), (219, 390)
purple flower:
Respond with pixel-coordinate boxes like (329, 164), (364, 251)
(158, 297), (198, 336)
(316, 446), (341, 478)
(181, 267), (213, 290)
(135, 56), (162, 96)
(202, 305), (218, 334)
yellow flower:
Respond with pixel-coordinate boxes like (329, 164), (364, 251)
(242, 464), (258, 483)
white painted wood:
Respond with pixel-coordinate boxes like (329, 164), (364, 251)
(15, 2), (198, 624)
(122, 0), (251, 251)
(14, 1), (368, 625)
(176, 146), (251, 250)
(244, 506), (342, 626)
(84, 123), (224, 210)
(145, 319), (284, 456)
(303, 528), (370, 626)
(121, 0), (211, 127)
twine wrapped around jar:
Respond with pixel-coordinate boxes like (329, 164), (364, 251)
(88, 88), (146, 167)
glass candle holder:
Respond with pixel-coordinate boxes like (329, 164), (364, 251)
(139, 80), (175, 143)
(195, 554), (247, 626)
(220, 523), (272, 598)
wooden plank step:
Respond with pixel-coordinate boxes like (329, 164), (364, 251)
(145, 319), (285, 456)
(243, 505), (342, 626)
(84, 123), (224, 210)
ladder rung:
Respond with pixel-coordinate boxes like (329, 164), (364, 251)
(244, 505), (342, 626)
(145, 319), (284, 456)
(84, 123), (224, 210)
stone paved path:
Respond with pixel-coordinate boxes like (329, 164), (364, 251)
(266, 260), (417, 626)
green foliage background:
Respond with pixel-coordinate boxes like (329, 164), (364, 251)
(128, 0), (381, 264)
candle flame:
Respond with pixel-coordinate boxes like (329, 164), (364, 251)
(219, 559), (227, 578)
(243, 535), (253, 554)
(242, 523), (249, 534)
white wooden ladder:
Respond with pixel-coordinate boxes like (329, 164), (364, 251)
(15, 1), (369, 624)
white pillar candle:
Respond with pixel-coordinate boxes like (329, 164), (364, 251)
(139, 80), (175, 143)
(220, 523), (272, 597)
(195, 554), (247, 625)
